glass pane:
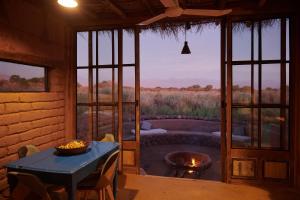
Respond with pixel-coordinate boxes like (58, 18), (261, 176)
(96, 106), (114, 139)
(232, 108), (257, 148)
(253, 65), (259, 104)
(254, 22), (259, 61)
(123, 103), (136, 141)
(98, 68), (113, 102)
(123, 67), (135, 102)
(286, 18), (290, 61)
(123, 30), (135, 64)
(92, 31), (96, 65)
(262, 64), (280, 104)
(77, 69), (89, 103)
(114, 68), (118, 103)
(77, 32), (88, 66)
(114, 30), (118, 65)
(284, 109), (289, 150)
(0, 61), (46, 92)
(232, 22), (251, 61)
(77, 106), (90, 140)
(232, 65), (251, 105)
(286, 64), (289, 105)
(99, 31), (112, 65)
(261, 108), (281, 148)
(262, 19), (280, 60)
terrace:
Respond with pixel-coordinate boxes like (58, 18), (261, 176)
(1, 0), (300, 200)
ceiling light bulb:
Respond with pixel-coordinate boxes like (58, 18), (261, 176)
(57, 0), (78, 8)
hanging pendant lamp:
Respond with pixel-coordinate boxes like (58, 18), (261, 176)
(181, 22), (191, 54)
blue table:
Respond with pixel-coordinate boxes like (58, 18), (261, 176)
(6, 141), (119, 200)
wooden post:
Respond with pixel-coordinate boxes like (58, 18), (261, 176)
(88, 31), (93, 141)
(220, 18), (227, 182)
(225, 17), (232, 183)
(135, 27), (141, 174)
(280, 18), (287, 150)
(112, 30), (116, 137)
(118, 29), (123, 173)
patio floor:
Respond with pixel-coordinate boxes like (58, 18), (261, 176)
(116, 174), (300, 200)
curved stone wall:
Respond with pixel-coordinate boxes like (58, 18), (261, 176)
(140, 132), (221, 148)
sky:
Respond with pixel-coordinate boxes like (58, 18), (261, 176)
(140, 25), (220, 88)
(0, 61), (44, 79)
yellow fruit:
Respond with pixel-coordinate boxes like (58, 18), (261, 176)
(58, 140), (85, 149)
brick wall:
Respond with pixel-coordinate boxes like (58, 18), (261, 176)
(0, 0), (71, 197)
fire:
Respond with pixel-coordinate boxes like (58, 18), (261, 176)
(191, 158), (196, 167)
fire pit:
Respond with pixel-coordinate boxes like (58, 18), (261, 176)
(164, 151), (212, 178)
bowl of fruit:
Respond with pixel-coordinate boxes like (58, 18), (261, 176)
(55, 140), (89, 155)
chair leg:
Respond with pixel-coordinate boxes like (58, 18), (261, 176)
(106, 185), (114, 200)
(98, 190), (102, 200)
(83, 191), (88, 200)
(102, 189), (106, 200)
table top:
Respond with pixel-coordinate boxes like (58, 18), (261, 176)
(6, 141), (119, 174)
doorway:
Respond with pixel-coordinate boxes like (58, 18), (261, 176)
(139, 23), (222, 181)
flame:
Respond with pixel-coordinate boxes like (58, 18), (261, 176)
(188, 170), (194, 174)
(191, 158), (196, 167)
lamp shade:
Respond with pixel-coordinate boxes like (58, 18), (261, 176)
(181, 41), (191, 54)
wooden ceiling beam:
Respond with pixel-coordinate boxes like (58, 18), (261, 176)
(140, 0), (155, 15)
(104, 0), (127, 19)
(259, 0), (267, 8)
(216, 0), (226, 9)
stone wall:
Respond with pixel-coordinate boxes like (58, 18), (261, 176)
(0, 0), (70, 197)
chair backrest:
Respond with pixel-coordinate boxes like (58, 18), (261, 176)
(96, 150), (119, 188)
(8, 172), (51, 200)
(18, 145), (40, 158)
(97, 134), (115, 142)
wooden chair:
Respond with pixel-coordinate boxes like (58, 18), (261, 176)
(17, 145), (40, 158)
(8, 172), (67, 200)
(97, 134), (115, 142)
(77, 150), (119, 200)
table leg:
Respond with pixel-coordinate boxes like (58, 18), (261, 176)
(66, 181), (76, 200)
(7, 172), (18, 194)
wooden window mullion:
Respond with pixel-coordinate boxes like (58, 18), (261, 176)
(96, 31), (99, 139)
(112, 30), (116, 136)
(251, 21), (255, 147)
(280, 18), (287, 149)
(88, 31), (94, 141)
(258, 21), (262, 149)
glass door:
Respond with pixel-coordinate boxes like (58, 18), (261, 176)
(76, 28), (141, 174)
(225, 17), (292, 183)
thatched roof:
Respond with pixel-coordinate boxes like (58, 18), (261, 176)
(39, 0), (296, 31)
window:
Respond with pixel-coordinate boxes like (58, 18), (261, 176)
(76, 31), (118, 141)
(0, 60), (47, 92)
(231, 18), (290, 150)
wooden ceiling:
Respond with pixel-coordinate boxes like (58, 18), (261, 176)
(39, 0), (296, 29)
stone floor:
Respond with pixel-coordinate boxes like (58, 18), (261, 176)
(141, 144), (221, 181)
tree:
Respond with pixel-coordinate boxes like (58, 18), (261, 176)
(204, 85), (213, 91)
(9, 75), (21, 82)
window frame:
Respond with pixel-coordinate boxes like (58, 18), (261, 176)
(75, 29), (138, 141)
(229, 17), (291, 151)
